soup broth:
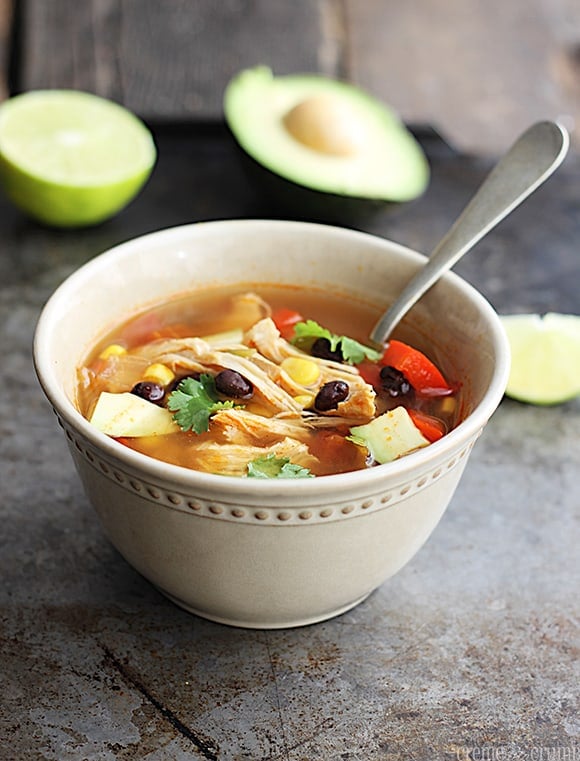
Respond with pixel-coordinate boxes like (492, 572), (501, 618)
(78, 284), (461, 477)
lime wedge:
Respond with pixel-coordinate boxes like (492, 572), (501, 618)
(0, 90), (156, 227)
(500, 313), (580, 405)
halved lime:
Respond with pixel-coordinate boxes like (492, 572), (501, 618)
(500, 312), (580, 405)
(0, 90), (156, 227)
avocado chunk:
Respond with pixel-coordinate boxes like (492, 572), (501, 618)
(89, 392), (179, 437)
(348, 407), (430, 464)
(224, 66), (429, 222)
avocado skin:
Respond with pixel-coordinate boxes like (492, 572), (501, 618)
(224, 68), (429, 224)
(232, 136), (401, 226)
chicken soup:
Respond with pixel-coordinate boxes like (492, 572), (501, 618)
(78, 285), (461, 477)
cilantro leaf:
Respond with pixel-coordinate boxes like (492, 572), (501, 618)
(247, 454), (314, 479)
(291, 319), (381, 364)
(167, 374), (237, 433)
(339, 336), (381, 364)
(292, 320), (340, 350)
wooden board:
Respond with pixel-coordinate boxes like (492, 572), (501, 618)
(344, 0), (580, 153)
(0, 0), (12, 100)
(5, 0), (580, 154)
(14, 0), (336, 121)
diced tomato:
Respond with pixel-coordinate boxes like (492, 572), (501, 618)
(381, 340), (452, 396)
(272, 308), (304, 340)
(356, 360), (382, 389)
(408, 409), (446, 442)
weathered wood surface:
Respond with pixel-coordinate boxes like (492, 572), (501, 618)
(13, 0), (330, 119)
(0, 0), (11, 101)
(346, 0), (580, 154)
(4, 0), (580, 154)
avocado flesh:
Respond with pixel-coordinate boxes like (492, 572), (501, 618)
(224, 67), (429, 204)
(349, 408), (430, 464)
(89, 392), (179, 437)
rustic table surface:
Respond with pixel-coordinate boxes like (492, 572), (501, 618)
(0, 3), (579, 760)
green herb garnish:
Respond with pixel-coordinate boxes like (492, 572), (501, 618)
(167, 374), (238, 433)
(247, 454), (314, 479)
(291, 319), (381, 365)
(292, 319), (337, 351)
(339, 336), (382, 364)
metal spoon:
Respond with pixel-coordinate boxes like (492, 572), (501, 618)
(369, 120), (570, 346)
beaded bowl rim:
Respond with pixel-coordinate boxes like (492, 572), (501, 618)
(63, 415), (478, 524)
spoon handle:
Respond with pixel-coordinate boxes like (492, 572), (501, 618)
(370, 120), (569, 346)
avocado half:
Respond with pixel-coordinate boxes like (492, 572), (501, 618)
(224, 66), (429, 224)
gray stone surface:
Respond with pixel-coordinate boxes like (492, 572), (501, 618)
(0, 128), (578, 760)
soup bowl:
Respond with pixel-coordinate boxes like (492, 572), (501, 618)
(34, 220), (510, 628)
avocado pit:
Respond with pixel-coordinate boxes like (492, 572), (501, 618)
(282, 95), (364, 157)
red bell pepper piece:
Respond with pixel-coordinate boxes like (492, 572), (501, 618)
(408, 409), (446, 442)
(381, 340), (452, 396)
(272, 308), (304, 340)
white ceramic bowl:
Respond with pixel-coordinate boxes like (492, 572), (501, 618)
(33, 220), (510, 628)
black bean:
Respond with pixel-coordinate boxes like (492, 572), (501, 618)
(215, 369), (254, 400)
(379, 365), (413, 397)
(314, 380), (349, 411)
(131, 381), (165, 405)
(168, 373), (201, 394)
(310, 337), (344, 363)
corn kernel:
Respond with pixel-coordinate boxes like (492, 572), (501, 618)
(99, 344), (127, 360)
(143, 363), (175, 386)
(294, 394), (315, 409)
(439, 396), (457, 415)
(281, 357), (320, 386)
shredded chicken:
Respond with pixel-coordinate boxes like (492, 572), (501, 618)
(136, 336), (303, 416)
(135, 314), (376, 423)
(191, 437), (319, 476)
(231, 291), (271, 329)
(244, 318), (360, 375)
(245, 318), (376, 420)
(333, 387), (376, 421)
(212, 408), (314, 445)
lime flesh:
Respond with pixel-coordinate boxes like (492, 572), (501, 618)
(500, 313), (580, 405)
(0, 90), (156, 227)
